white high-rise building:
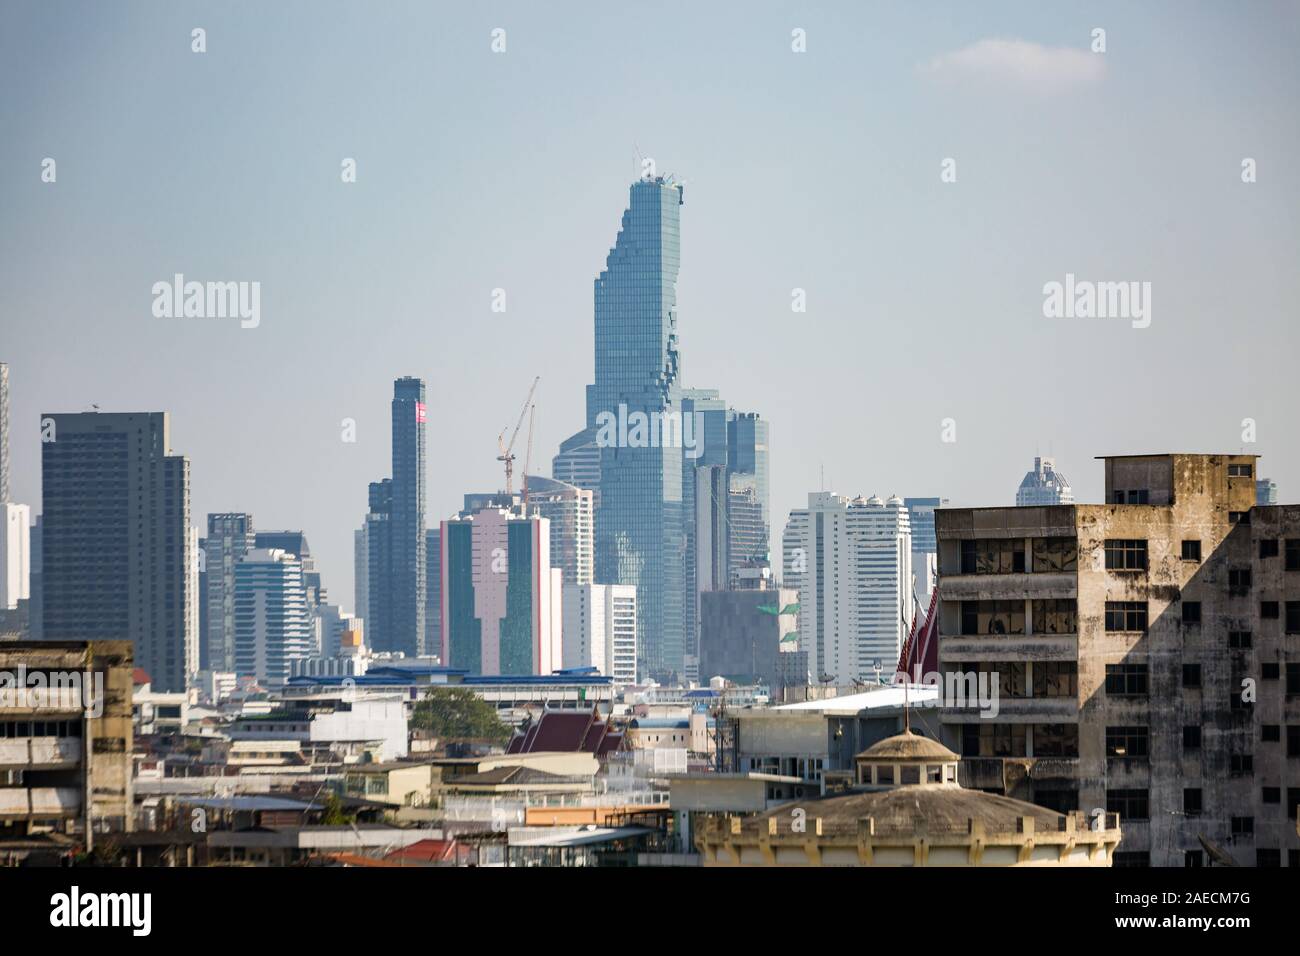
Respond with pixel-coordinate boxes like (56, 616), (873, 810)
(353, 525), (369, 632)
(1016, 456), (1074, 506)
(0, 502), (30, 610)
(783, 492), (914, 684)
(234, 548), (314, 686)
(525, 475), (594, 586)
(562, 583), (637, 684)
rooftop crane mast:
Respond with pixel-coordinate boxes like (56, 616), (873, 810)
(522, 401), (536, 512)
(498, 376), (540, 498)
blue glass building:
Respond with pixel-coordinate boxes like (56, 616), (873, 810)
(584, 177), (687, 680)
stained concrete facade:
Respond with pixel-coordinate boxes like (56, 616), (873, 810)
(0, 640), (134, 849)
(937, 453), (1299, 867)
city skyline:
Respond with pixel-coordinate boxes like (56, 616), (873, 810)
(2, 1), (1296, 637)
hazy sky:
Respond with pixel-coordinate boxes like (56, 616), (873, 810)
(3, 1), (1297, 611)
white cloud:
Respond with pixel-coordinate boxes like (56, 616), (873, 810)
(920, 38), (1106, 97)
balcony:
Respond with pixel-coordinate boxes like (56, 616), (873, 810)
(939, 633), (1078, 662)
(0, 787), (82, 819)
(0, 737), (82, 770)
(939, 698), (1078, 722)
(938, 573), (1076, 601)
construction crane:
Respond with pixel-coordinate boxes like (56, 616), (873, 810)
(521, 401), (536, 510)
(497, 376), (539, 497)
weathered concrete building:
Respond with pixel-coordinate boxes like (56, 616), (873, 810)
(936, 453), (1299, 866)
(0, 640), (134, 852)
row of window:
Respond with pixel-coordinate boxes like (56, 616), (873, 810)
(957, 598), (1300, 635)
(951, 661), (1078, 698)
(1122, 848), (1300, 867)
(960, 723), (1078, 758)
(1111, 661), (1300, 696)
(959, 537), (1079, 575)
(964, 536), (1300, 573)
(0, 720), (83, 737)
(1108, 788), (1300, 826)
(958, 599), (1078, 635)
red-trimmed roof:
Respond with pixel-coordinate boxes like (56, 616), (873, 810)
(384, 839), (472, 865)
(507, 706), (625, 756)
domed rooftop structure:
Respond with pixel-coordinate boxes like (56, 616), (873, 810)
(694, 727), (1123, 867)
(860, 730), (959, 762)
(854, 729), (960, 789)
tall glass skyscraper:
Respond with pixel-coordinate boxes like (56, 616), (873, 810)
(391, 377), (427, 656)
(357, 378), (427, 657)
(584, 177), (686, 680)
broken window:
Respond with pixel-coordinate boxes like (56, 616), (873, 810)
(1261, 600), (1279, 619)
(964, 723), (1027, 757)
(1181, 539), (1202, 562)
(1183, 788), (1202, 817)
(1260, 538), (1279, 559)
(1288, 603), (1300, 635)
(1287, 540), (1300, 571)
(1228, 568), (1252, 591)
(1032, 537), (1078, 573)
(959, 600), (1025, 636)
(1033, 723), (1078, 757)
(960, 538), (1025, 575)
(1229, 510), (1251, 525)
(1182, 601), (1201, 626)
(1183, 725), (1201, 750)
(1230, 754), (1253, 776)
(1032, 599), (1077, 634)
(1105, 539), (1148, 571)
(1031, 662), (1077, 698)
(1182, 663), (1202, 688)
(1231, 816), (1254, 836)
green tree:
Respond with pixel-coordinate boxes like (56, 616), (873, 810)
(410, 687), (511, 742)
(321, 790), (354, 826)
